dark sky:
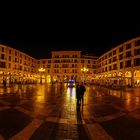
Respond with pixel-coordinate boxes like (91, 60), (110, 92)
(0, 3), (140, 59)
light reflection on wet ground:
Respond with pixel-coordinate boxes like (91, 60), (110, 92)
(1, 84), (140, 112)
(1, 84), (140, 139)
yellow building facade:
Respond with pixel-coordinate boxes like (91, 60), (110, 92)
(0, 44), (37, 84)
(37, 51), (97, 83)
(2, 36), (140, 86)
(94, 37), (140, 87)
(0, 45), (97, 84)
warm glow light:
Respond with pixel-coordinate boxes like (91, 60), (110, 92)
(38, 68), (46, 72)
(67, 87), (76, 100)
(35, 85), (45, 102)
(81, 67), (88, 72)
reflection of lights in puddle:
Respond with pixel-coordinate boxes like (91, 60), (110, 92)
(125, 94), (131, 105)
(35, 86), (45, 102)
(0, 89), (4, 95)
(67, 87), (76, 99)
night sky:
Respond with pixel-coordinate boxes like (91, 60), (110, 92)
(0, 3), (140, 59)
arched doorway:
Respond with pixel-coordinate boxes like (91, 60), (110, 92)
(134, 70), (140, 86)
(125, 71), (132, 86)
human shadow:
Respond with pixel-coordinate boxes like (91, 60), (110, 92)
(76, 105), (83, 124)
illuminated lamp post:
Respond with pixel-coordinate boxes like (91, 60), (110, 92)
(81, 67), (89, 83)
(38, 68), (46, 84)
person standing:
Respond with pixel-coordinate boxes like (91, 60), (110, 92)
(79, 82), (86, 105)
(76, 83), (81, 108)
(3, 79), (7, 88)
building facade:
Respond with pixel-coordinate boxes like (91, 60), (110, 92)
(37, 51), (97, 83)
(1, 36), (140, 86)
(94, 36), (140, 87)
(0, 45), (97, 84)
(0, 44), (37, 84)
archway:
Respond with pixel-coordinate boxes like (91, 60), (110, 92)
(113, 72), (117, 77)
(125, 71), (132, 86)
(118, 72), (123, 76)
(134, 70), (140, 86)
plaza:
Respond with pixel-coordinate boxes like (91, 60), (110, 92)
(0, 83), (140, 139)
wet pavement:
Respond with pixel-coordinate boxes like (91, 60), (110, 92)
(1, 84), (140, 139)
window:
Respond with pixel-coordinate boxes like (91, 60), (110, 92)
(119, 46), (123, 52)
(119, 54), (123, 60)
(9, 56), (11, 61)
(113, 50), (116, 55)
(54, 60), (60, 63)
(54, 69), (57, 73)
(1, 54), (4, 59)
(9, 63), (11, 68)
(109, 66), (111, 71)
(109, 52), (112, 57)
(134, 58), (140, 66)
(134, 49), (140, 55)
(125, 60), (131, 67)
(0, 62), (6, 68)
(120, 62), (123, 69)
(112, 57), (117, 62)
(126, 43), (131, 50)
(15, 58), (18, 62)
(2, 47), (4, 52)
(19, 66), (22, 70)
(104, 61), (107, 65)
(109, 59), (111, 64)
(126, 51), (131, 58)
(101, 57), (104, 61)
(113, 64), (117, 70)
(135, 39), (140, 47)
(72, 55), (77, 58)
(9, 50), (11, 54)
(54, 55), (59, 58)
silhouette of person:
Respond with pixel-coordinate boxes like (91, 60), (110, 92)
(3, 79), (6, 88)
(79, 82), (86, 105)
(76, 83), (81, 108)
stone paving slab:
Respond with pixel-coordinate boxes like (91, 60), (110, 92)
(10, 119), (42, 140)
(0, 108), (33, 139)
(99, 115), (140, 140)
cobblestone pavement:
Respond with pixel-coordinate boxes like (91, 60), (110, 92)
(0, 84), (140, 139)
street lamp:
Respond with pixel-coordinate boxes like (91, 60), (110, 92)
(81, 67), (89, 83)
(38, 68), (46, 84)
